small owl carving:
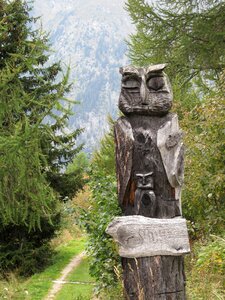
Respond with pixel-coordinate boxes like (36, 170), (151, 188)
(119, 64), (173, 116)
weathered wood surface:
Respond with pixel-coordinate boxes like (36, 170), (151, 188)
(119, 64), (173, 116)
(115, 113), (181, 217)
(157, 114), (184, 204)
(114, 117), (134, 210)
(106, 216), (190, 258)
(112, 64), (189, 299)
(114, 112), (188, 300)
(122, 256), (186, 300)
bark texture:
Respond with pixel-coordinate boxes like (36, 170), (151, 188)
(122, 256), (185, 300)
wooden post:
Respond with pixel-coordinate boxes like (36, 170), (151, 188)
(107, 64), (190, 299)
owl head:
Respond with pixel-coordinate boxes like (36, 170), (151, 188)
(118, 64), (173, 116)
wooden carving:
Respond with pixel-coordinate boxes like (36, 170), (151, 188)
(111, 64), (189, 299)
(115, 64), (183, 218)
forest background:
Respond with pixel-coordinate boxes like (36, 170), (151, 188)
(0, 0), (224, 299)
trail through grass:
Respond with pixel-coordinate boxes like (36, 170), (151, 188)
(55, 257), (94, 300)
(0, 237), (86, 300)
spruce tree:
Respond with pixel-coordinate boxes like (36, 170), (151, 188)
(0, 0), (83, 275)
(126, 0), (225, 92)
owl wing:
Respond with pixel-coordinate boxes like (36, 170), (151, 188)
(114, 117), (134, 207)
(157, 113), (184, 202)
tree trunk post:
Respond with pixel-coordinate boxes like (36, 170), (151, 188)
(106, 65), (190, 299)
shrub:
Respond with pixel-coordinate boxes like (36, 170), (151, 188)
(83, 170), (122, 293)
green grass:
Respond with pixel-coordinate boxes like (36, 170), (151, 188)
(55, 257), (94, 300)
(67, 257), (94, 283)
(0, 237), (87, 300)
(185, 237), (225, 300)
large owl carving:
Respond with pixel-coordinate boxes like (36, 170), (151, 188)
(112, 64), (187, 299)
(115, 64), (184, 218)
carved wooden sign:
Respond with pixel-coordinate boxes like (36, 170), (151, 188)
(106, 216), (190, 258)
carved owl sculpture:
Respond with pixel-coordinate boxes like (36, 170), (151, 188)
(115, 64), (184, 218)
(119, 64), (172, 116)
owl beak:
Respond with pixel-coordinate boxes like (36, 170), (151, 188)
(142, 176), (146, 185)
(140, 81), (148, 105)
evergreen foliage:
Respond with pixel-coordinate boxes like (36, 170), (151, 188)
(0, 0), (83, 275)
(64, 152), (90, 199)
(126, 0), (225, 91)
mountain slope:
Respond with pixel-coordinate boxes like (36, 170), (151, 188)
(33, 0), (132, 152)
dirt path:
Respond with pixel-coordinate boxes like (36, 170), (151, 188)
(44, 251), (86, 300)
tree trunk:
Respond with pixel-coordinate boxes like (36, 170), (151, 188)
(122, 256), (185, 300)
(114, 114), (187, 299)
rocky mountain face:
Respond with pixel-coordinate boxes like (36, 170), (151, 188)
(33, 0), (132, 153)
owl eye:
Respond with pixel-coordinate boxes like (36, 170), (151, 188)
(122, 78), (140, 89)
(147, 77), (164, 91)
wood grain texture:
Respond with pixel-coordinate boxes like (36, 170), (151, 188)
(106, 216), (190, 257)
(113, 113), (188, 299)
(157, 114), (184, 203)
(115, 113), (181, 217)
(114, 117), (134, 208)
(118, 65), (172, 116)
(122, 256), (186, 300)
(113, 65), (188, 299)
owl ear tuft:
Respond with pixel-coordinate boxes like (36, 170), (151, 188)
(120, 66), (140, 76)
(146, 63), (168, 74)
